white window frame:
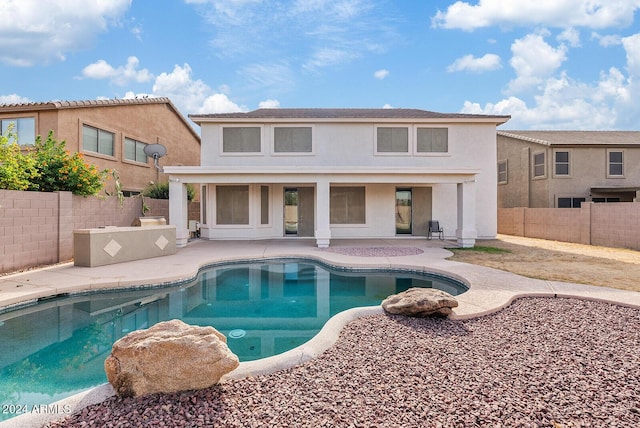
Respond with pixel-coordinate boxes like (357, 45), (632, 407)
(271, 125), (315, 156)
(497, 160), (508, 184)
(414, 126), (449, 156)
(219, 125), (264, 156)
(0, 116), (36, 145)
(553, 149), (571, 178)
(374, 125), (411, 156)
(606, 149), (625, 178)
(532, 151), (546, 179)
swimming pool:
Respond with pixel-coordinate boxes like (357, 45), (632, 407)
(0, 258), (467, 419)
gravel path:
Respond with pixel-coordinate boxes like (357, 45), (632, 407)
(46, 297), (640, 428)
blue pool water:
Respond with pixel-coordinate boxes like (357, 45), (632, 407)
(0, 259), (466, 419)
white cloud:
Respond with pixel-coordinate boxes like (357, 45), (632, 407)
(0, 94), (31, 105)
(558, 28), (581, 47)
(151, 63), (246, 114)
(238, 62), (295, 93)
(447, 53), (502, 72)
(374, 69), (390, 80)
(507, 33), (568, 92)
(382, 103), (394, 109)
(432, 0), (640, 31)
(591, 32), (622, 47)
(81, 57), (153, 86)
(0, 0), (131, 66)
(258, 99), (281, 108)
(622, 34), (640, 77)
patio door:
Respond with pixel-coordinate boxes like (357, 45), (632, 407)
(284, 187), (314, 237)
(395, 188), (412, 234)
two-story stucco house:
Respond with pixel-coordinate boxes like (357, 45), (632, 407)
(0, 97), (201, 195)
(165, 108), (510, 248)
(497, 131), (640, 208)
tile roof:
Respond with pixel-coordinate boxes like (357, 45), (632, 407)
(0, 97), (200, 140)
(0, 96), (173, 111)
(498, 130), (640, 146)
(190, 108), (511, 122)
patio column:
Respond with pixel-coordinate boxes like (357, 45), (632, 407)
(456, 179), (477, 248)
(315, 178), (331, 247)
(169, 178), (189, 248)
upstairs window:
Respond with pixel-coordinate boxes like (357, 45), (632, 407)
(222, 127), (261, 153)
(554, 151), (570, 176)
(607, 150), (624, 177)
(124, 137), (148, 163)
(274, 127), (312, 153)
(497, 160), (508, 184)
(1, 117), (36, 145)
(82, 124), (114, 156)
(417, 128), (448, 153)
(376, 127), (408, 153)
(533, 152), (546, 178)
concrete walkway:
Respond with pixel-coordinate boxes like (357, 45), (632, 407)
(2, 238), (640, 428)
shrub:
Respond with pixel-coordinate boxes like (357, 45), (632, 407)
(143, 181), (195, 201)
(30, 131), (108, 196)
(0, 128), (40, 191)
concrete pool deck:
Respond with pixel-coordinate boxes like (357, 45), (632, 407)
(2, 238), (640, 428)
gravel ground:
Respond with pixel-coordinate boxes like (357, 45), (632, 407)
(46, 297), (640, 428)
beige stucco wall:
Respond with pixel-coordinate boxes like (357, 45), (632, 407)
(0, 190), (199, 274)
(498, 203), (640, 250)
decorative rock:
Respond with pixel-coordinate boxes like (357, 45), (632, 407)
(104, 319), (239, 397)
(382, 287), (458, 317)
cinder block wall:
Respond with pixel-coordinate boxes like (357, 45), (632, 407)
(498, 203), (640, 250)
(1, 190), (199, 274)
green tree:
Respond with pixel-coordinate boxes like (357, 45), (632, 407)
(143, 181), (196, 201)
(31, 131), (108, 196)
(0, 128), (39, 191)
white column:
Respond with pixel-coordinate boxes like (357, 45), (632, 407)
(456, 179), (477, 248)
(169, 178), (189, 247)
(315, 178), (331, 247)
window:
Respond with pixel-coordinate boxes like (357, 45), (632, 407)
(274, 127), (312, 153)
(592, 197), (620, 203)
(82, 124), (114, 156)
(260, 186), (269, 225)
(417, 128), (448, 153)
(1, 117), (35, 145)
(608, 150), (624, 177)
(376, 127), (408, 153)
(222, 127), (261, 153)
(216, 185), (249, 225)
(497, 160), (508, 184)
(554, 151), (570, 176)
(557, 197), (586, 208)
(124, 137), (148, 163)
(330, 187), (365, 224)
(533, 152), (546, 178)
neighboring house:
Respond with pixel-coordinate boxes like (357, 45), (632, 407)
(165, 108), (509, 248)
(0, 97), (201, 194)
(497, 131), (640, 208)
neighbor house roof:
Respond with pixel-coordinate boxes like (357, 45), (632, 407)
(0, 97), (200, 141)
(190, 108), (511, 124)
(498, 130), (640, 147)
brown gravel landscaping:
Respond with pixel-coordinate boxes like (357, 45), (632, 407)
(43, 235), (640, 428)
(46, 297), (640, 428)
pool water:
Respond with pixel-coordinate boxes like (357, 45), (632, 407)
(0, 259), (466, 419)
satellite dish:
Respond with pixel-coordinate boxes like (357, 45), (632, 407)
(144, 144), (167, 170)
(144, 143), (167, 159)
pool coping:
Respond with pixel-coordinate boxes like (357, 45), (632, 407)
(2, 238), (640, 428)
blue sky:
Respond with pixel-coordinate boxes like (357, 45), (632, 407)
(1, 0), (640, 130)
